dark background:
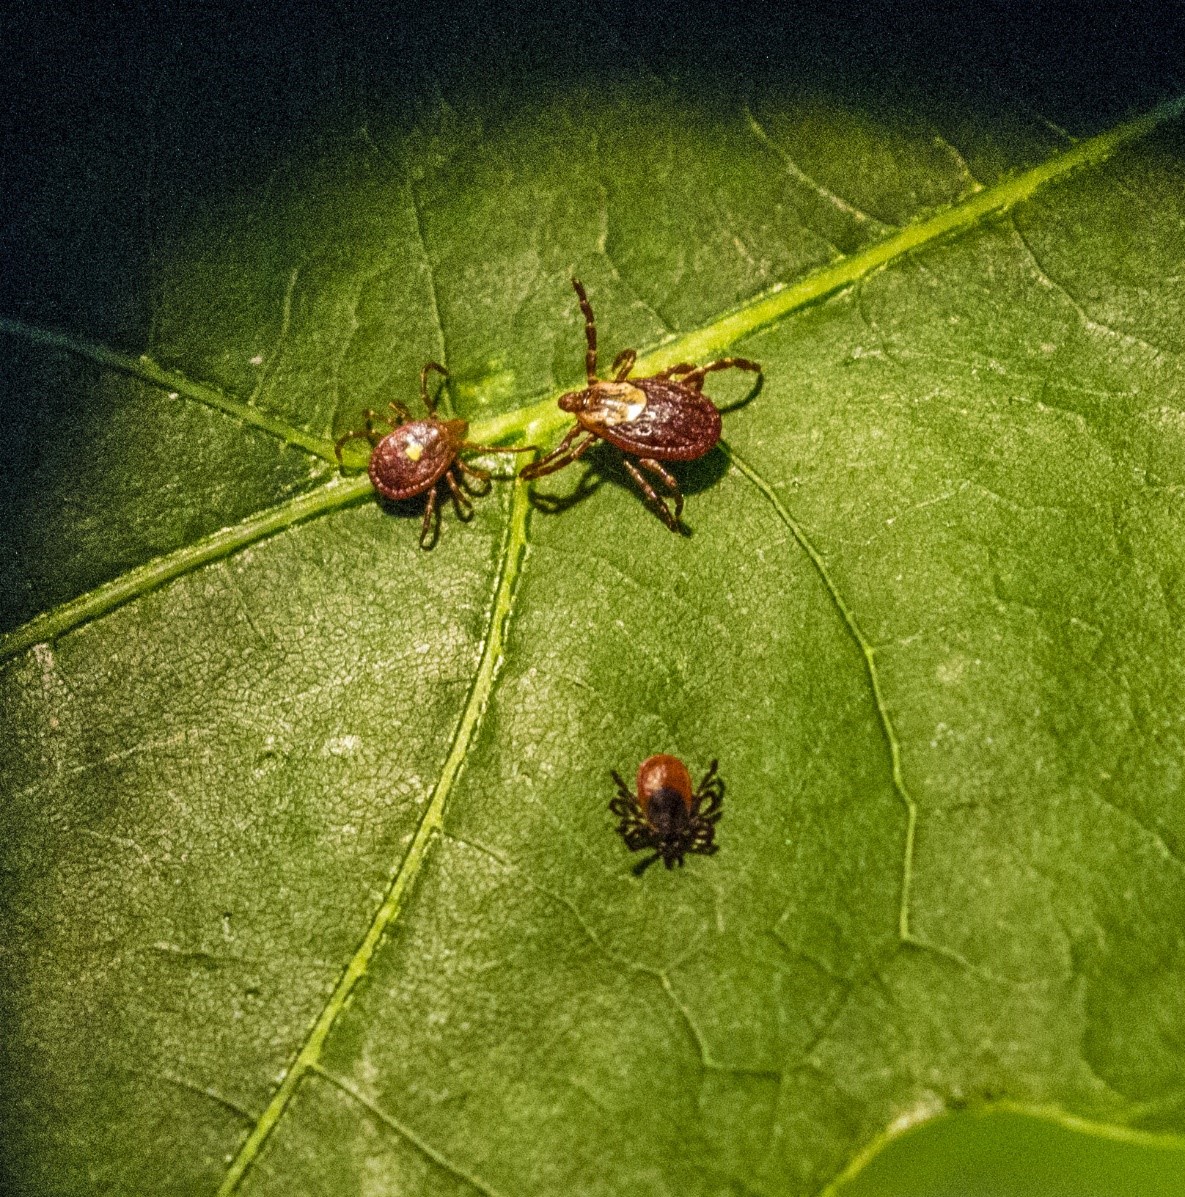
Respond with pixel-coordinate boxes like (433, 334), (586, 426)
(3, 0), (1184, 346)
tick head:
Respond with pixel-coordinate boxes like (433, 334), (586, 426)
(558, 387), (591, 414)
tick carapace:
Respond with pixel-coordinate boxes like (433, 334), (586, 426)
(610, 754), (724, 875)
(521, 279), (760, 530)
(334, 362), (534, 548)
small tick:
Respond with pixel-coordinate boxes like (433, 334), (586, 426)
(610, 754), (724, 875)
(521, 279), (760, 530)
(335, 362), (534, 548)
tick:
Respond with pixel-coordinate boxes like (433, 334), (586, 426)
(610, 754), (724, 875)
(521, 279), (760, 530)
(335, 362), (534, 548)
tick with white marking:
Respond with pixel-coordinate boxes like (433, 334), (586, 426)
(335, 362), (535, 549)
(521, 279), (761, 531)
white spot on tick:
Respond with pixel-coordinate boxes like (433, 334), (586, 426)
(589, 382), (648, 426)
(405, 440), (425, 462)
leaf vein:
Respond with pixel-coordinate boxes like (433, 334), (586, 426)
(126, 1068), (258, 1126)
(214, 479), (532, 1195)
(0, 476), (372, 664)
(308, 1064), (506, 1197)
(1009, 213), (1179, 360)
(723, 445), (919, 941)
(741, 101), (892, 234)
(247, 265), (302, 409)
(0, 316), (338, 461)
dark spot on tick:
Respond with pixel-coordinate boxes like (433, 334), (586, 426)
(610, 754), (724, 875)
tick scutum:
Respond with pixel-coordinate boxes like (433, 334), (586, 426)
(586, 379), (723, 461)
(644, 787), (691, 839)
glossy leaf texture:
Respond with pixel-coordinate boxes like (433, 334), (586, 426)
(3, 5), (1185, 1194)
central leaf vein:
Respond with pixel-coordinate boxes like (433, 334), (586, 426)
(215, 478), (533, 1194)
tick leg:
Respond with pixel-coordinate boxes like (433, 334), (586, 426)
(632, 851), (662, 876)
(616, 811), (650, 837)
(444, 469), (475, 521)
(388, 400), (412, 424)
(572, 277), (598, 383)
(612, 349), (637, 381)
(334, 428), (372, 468)
(458, 446), (534, 489)
(694, 760), (723, 808)
(461, 442), (538, 455)
(420, 361), (449, 414)
(521, 435), (596, 481)
(419, 483), (440, 549)
(520, 426), (596, 479)
(613, 808), (649, 834)
(623, 458), (679, 531)
(456, 458), (493, 495)
(363, 409), (392, 444)
(652, 361), (698, 380)
(696, 788), (724, 819)
(681, 357), (761, 393)
(639, 457), (683, 526)
(694, 769), (724, 817)
(694, 777), (724, 820)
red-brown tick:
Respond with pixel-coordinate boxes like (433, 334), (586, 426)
(521, 279), (760, 530)
(610, 754), (724, 875)
(335, 362), (535, 548)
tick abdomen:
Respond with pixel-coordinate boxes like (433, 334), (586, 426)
(582, 379), (722, 460)
(368, 421), (455, 500)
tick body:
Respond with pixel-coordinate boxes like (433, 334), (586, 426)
(610, 754), (724, 875)
(521, 279), (760, 530)
(335, 362), (534, 548)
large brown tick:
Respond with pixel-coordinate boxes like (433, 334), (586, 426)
(610, 754), (724, 875)
(335, 362), (534, 548)
(521, 279), (760, 530)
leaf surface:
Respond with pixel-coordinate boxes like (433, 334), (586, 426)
(3, 7), (1185, 1195)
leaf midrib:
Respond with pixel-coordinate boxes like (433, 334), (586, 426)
(3, 91), (1183, 665)
(215, 478), (531, 1194)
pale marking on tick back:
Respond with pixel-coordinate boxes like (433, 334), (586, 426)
(590, 381), (648, 426)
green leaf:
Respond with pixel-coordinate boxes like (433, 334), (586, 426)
(4, 8), (1185, 1195)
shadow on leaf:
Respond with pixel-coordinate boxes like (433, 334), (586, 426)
(526, 440), (730, 535)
